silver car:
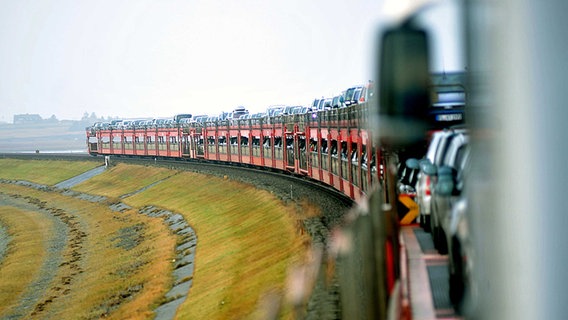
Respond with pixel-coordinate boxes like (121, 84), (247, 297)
(431, 132), (470, 254)
(414, 129), (458, 231)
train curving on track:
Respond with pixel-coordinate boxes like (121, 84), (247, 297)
(86, 103), (382, 203)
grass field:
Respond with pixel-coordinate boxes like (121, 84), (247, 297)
(0, 160), (312, 319)
(0, 206), (51, 315)
(123, 172), (311, 319)
(0, 183), (176, 319)
(0, 159), (101, 185)
(72, 163), (177, 198)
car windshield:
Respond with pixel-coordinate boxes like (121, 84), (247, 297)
(354, 88), (362, 101)
(345, 88), (355, 101)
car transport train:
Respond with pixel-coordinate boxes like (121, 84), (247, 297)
(86, 103), (383, 202)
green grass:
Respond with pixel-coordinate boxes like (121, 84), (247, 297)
(0, 206), (50, 317)
(0, 159), (311, 319)
(72, 163), (177, 198)
(123, 172), (310, 319)
(0, 183), (176, 320)
(0, 159), (101, 185)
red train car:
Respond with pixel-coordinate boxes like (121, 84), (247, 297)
(86, 104), (383, 202)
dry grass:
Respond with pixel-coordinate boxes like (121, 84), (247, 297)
(0, 206), (51, 317)
(72, 163), (177, 198)
(70, 207), (175, 320)
(0, 159), (101, 185)
(0, 184), (176, 319)
(124, 172), (311, 319)
(0, 160), (312, 319)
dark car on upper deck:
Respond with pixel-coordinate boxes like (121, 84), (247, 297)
(429, 72), (466, 129)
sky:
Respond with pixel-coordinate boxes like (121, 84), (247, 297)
(0, 0), (464, 123)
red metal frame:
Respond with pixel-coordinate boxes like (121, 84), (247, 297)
(86, 104), (382, 201)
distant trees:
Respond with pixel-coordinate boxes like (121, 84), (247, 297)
(81, 112), (116, 123)
(81, 112), (98, 122)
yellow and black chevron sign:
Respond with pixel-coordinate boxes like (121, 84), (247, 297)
(397, 195), (419, 225)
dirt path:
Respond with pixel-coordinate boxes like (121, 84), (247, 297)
(0, 223), (8, 266)
(0, 179), (196, 320)
(0, 193), (72, 319)
(53, 165), (106, 189)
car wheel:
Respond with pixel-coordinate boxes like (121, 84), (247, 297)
(438, 228), (448, 255)
(449, 237), (465, 313)
(430, 213), (442, 250)
(422, 214), (431, 232)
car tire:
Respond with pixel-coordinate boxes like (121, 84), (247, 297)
(438, 228), (448, 255)
(422, 214), (431, 232)
(449, 237), (465, 313)
(430, 213), (442, 250)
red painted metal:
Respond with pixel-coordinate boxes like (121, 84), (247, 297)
(86, 104), (380, 202)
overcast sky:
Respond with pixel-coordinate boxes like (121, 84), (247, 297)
(0, 0), (464, 123)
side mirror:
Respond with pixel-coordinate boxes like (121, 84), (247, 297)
(437, 165), (456, 178)
(419, 158), (431, 171)
(406, 158), (420, 170)
(423, 163), (437, 176)
(436, 175), (455, 196)
(377, 22), (431, 147)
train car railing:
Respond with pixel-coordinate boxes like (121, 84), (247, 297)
(86, 102), (381, 201)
